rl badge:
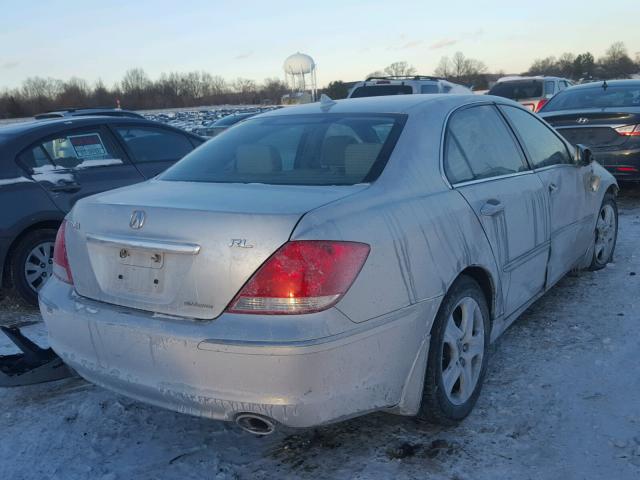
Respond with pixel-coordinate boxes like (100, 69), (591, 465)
(129, 210), (146, 230)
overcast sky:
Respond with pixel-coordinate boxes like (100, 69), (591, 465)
(1, 0), (638, 89)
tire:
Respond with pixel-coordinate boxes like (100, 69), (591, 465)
(9, 229), (58, 306)
(588, 194), (618, 271)
(417, 275), (490, 425)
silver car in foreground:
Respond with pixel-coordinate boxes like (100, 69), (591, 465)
(40, 95), (618, 434)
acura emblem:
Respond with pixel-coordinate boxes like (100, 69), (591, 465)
(576, 117), (589, 124)
(129, 210), (146, 229)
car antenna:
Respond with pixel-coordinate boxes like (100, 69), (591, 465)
(319, 94), (337, 111)
(602, 80), (608, 91)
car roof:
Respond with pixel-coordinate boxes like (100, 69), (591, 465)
(0, 115), (195, 136)
(0, 115), (201, 153)
(496, 76), (566, 82)
(564, 79), (640, 90)
(258, 94), (509, 117)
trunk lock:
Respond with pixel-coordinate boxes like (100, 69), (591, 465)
(119, 248), (129, 259)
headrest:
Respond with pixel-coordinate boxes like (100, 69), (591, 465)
(345, 143), (382, 177)
(236, 145), (282, 174)
(321, 135), (357, 167)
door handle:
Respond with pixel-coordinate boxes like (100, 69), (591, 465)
(480, 199), (504, 216)
(548, 182), (558, 194)
(50, 182), (81, 193)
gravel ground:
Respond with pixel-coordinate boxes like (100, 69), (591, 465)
(1, 186), (639, 480)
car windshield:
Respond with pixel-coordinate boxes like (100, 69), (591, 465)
(541, 84), (640, 111)
(350, 85), (413, 98)
(160, 113), (406, 186)
(489, 80), (543, 100)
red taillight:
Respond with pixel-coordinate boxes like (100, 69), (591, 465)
(535, 98), (548, 112)
(53, 221), (73, 284)
(227, 240), (370, 315)
(615, 124), (640, 137)
(617, 166), (638, 172)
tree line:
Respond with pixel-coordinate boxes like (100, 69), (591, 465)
(525, 42), (638, 80)
(1, 42), (638, 118)
(0, 69), (289, 118)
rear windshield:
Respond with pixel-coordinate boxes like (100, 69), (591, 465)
(541, 84), (640, 111)
(489, 80), (543, 100)
(350, 85), (413, 98)
(160, 113), (406, 186)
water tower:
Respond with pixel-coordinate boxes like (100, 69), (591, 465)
(283, 52), (317, 104)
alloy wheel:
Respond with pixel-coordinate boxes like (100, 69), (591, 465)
(441, 296), (485, 405)
(595, 203), (616, 264)
(23, 241), (55, 292)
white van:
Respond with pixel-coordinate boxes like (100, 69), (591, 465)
(348, 75), (472, 98)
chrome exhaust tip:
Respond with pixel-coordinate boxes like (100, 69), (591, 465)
(235, 413), (276, 435)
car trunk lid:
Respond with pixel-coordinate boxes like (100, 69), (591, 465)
(542, 108), (640, 148)
(66, 180), (367, 319)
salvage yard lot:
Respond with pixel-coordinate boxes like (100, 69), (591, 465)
(1, 187), (639, 480)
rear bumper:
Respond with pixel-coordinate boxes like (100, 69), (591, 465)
(39, 277), (438, 428)
(595, 148), (640, 181)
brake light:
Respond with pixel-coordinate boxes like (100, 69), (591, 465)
(617, 166), (638, 172)
(53, 221), (73, 284)
(535, 98), (548, 112)
(615, 124), (640, 136)
(227, 241), (370, 315)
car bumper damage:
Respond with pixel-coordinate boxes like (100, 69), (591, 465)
(38, 277), (439, 429)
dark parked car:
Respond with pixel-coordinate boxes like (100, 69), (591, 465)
(539, 80), (640, 181)
(196, 112), (261, 137)
(34, 107), (145, 120)
(0, 115), (204, 304)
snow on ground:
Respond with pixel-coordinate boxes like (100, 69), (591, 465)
(1, 187), (640, 480)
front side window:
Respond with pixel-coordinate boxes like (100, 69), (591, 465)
(501, 105), (572, 168)
(160, 113), (406, 185)
(115, 127), (194, 163)
(19, 128), (123, 171)
(444, 105), (528, 184)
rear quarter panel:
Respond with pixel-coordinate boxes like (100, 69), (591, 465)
(292, 187), (502, 324)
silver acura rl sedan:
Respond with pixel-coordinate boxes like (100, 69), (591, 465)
(39, 95), (618, 434)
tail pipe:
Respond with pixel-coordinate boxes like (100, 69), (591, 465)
(235, 413), (276, 435)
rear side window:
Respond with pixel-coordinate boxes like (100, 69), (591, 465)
(160, 113), (406, 186)
(420, 84), (439, 94)
(350, 85), (413, 98)
(500, 105), (572, 168)
(545, 81), (556, 95)
(115, 127), (193, 163)
(489, 80), (543, 100)
(19, 128), (124, 171)
(444, 105), (528, 184)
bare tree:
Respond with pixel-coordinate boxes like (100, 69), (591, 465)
(121, 68), (151, 95)
(598, 41), (636, 78)
(383, 61), (417, 77)
(434, 57), (451, 78)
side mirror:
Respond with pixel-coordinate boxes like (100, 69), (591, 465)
(575, 144), (593, 166)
